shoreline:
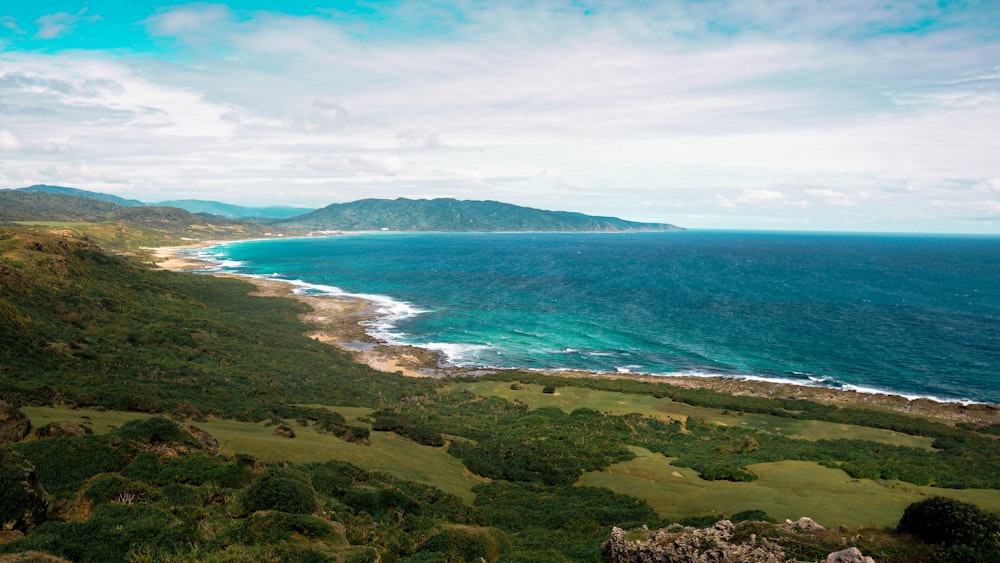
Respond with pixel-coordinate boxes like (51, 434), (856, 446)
(150, 242), (1000, 426)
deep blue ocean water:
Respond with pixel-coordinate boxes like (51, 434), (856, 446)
(195, 231), (1000, 404)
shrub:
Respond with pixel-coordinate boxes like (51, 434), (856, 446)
(416, 528), (491, 561)
(897, 496), (1000, 552)
(0, 450), (48, 530)
(231, 512), (335, 545)
(541, 385), (556, 394)
(110, 417), (200, 448)
(239, 468), (318, 514)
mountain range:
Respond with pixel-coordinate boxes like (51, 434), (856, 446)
(3, 185), (682, 232)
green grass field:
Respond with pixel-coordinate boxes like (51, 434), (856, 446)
(451, 381), (935, 449)
(21, 406), (485, 502)
(581, 446), (1000, 528)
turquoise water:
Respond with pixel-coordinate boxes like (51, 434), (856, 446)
(196, 231), (1000, 404)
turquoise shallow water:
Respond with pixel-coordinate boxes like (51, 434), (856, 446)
(196, 231), (1000, 404)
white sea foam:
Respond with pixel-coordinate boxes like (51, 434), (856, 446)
(839, 384), (984, 405)
(421, 342), (491, 364)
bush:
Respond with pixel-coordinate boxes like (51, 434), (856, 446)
(239, 468), (318, 514)
(231, 512), (335, 545)
(541, 385), (556, 394)
(897, 496), (1000, 552)
(416, 528), (491, 561)
(0, 450), (48, 530)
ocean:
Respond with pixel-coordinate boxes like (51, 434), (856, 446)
(192, 231), (1000, 404)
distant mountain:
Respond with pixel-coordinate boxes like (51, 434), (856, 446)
(0, 190), (273, 240)
(156, 199), (314, 219)
(0, 190), (121, 222)
(276, 198), (682, 232)
(17, 185), (145, 207)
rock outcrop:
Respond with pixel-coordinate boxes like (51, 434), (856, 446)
(183, 424), (220, 454)
(0, 401), (31, 445)
(31, 421), (91, 439)
(602, 521), (787, 563)
(273, 425), (296, 438)
(781, 517), (825, 533)
(824, 547), (875, 563)
(602, 520), (876, 563)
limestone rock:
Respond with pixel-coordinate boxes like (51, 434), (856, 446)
(602, 521), (875, 563)
(273, 425), (296, 438)
(825, 547), (875, 563)
(602, 521), (787, 563)
(183, 424), (220, 454)
(31, 421), (91, 439)
(782, 517), (825, 533)
(0, 401), (31, 445)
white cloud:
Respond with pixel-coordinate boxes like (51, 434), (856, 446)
(2, 1), (999, 232)
(145, 4), (233, 37)
(0, 129), (23, 151)
(804, 188), (857, 207)
(34, 9), (98, 40)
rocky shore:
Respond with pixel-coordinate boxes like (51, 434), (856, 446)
(151, 244), (999, 426)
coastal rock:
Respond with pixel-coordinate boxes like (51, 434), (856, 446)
(31, 421), (91, 439)
(273, 425), (296, 438)
(782, 517), (825, 533)
(0, 401), (31, 445)
(183, 424), (220, 454)
(825, 547), (875, 563)
(0, 450), (49, 531)
(602, 521), (875, 563)
(602, 521), (787, 563)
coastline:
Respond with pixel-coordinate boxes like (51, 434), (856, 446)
(150, 242), (999, 426)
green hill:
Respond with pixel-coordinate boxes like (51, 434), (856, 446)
(277, 197), (682, 232)
(0, 190), (120, 222)
(16, 184), (145, 207)
(0, 190), (277, 243)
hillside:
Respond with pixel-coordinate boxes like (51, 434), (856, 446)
(0, 190), (120, 222)
(277, 197), (683, 232)
(156, 199), (314, 219)
(16, 184), (145, 207)
(0, 190), (278, 244)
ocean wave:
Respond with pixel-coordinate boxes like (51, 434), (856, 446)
(420, 342), (491, 364)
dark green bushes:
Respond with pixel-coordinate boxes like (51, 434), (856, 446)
(2, 504), (197, 562)
(123, 451), (252, 488)
(0, 450), (48, 530)
(897, 497), (1000, 561)
(239, 468), (318, 514)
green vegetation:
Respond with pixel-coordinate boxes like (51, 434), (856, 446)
(1, 190), (278, 245)
(275, 197), (682, 232)
(897, 497), (1000, 561)
(2, 228), (999, 562)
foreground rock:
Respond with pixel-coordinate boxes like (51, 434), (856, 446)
(0, 401), (31, 445)
(31, 421), (91, 439)
(602, 520), (875, 563)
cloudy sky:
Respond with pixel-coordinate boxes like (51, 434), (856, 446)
(1, 1), (999, 232)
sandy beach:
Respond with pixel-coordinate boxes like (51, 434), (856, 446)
(151, 243), (1000, 426)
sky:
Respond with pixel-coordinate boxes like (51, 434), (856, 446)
(1, 1), (999, 233)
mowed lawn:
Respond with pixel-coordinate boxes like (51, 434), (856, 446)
(451, 381), (936, 449)
(582, 446), (1000, 528)
(21, 406), (486, 503)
